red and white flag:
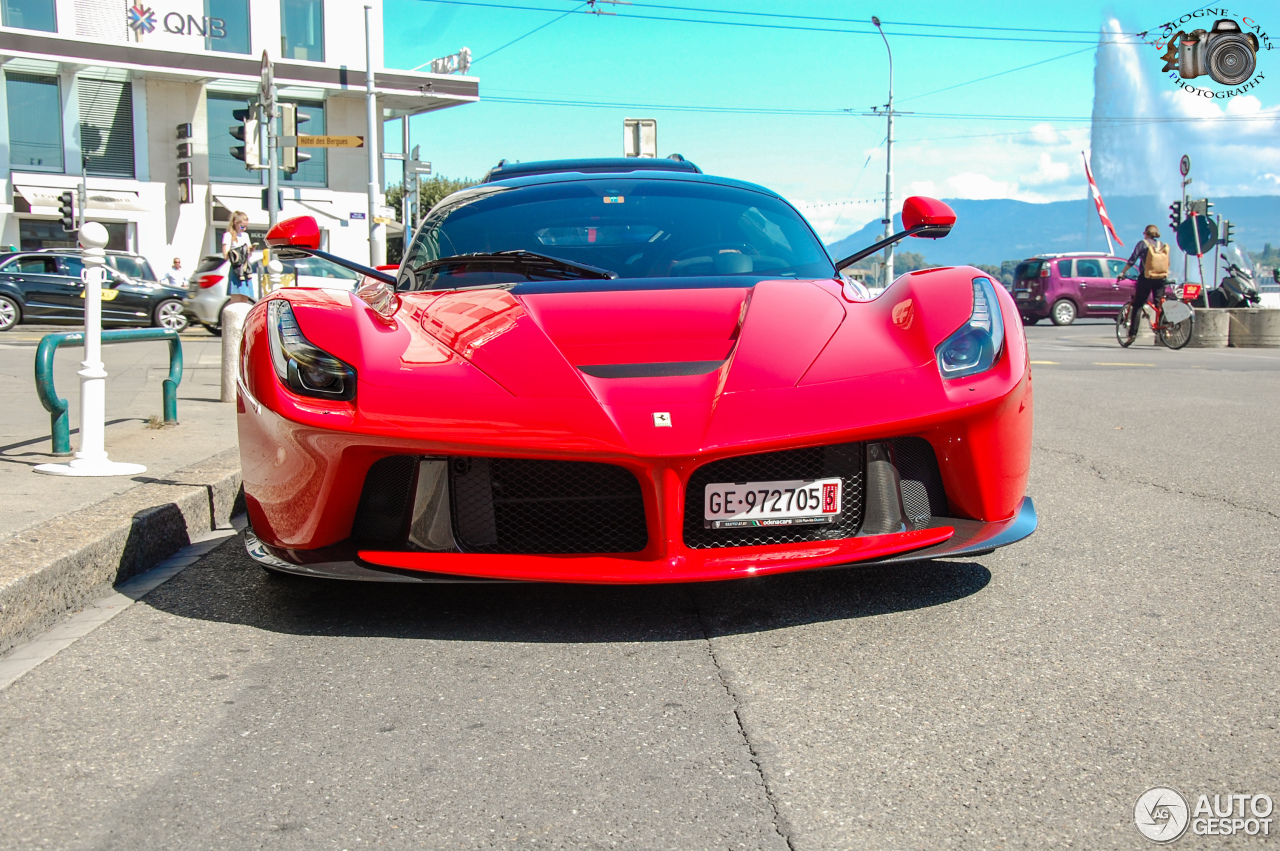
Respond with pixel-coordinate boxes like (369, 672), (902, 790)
(1082, 151), (1124, 247)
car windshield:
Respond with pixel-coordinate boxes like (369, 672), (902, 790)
(399, 178), (834, 290)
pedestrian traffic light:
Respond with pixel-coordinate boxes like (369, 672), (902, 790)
(279, 103), (312, 175)
(57, 191), (75, 232)
(230, 105), (261, 169)
(1168, 200), (1181, 229)
(1221, 220), (1233, 245)
(261, 187), (283, 212)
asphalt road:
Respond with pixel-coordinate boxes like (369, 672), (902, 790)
(1, 322), (1277, 850)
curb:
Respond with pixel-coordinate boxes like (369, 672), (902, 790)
(0, 448), (243, 656)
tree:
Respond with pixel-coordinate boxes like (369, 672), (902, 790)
(385, 175), (479, 222)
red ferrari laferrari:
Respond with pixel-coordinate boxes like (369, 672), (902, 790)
(238, 158), (1034, 583)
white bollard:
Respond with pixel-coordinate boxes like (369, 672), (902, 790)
(35, 223), (146, 477)
(220, 302), (252, 403)
(267, 257), (283, 292)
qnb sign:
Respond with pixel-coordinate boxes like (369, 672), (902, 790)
(126, 4), (229, 39)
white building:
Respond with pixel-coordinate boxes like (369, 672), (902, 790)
(0, 0), (477, 269)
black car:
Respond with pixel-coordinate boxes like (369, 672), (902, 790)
(0, 252), (187, 332)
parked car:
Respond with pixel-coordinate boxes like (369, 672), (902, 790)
(1012, 252), (1136, 325)
(239, 159), (1036, 584)
(183, 251), (362, 334)
(0, 251), (187, 332)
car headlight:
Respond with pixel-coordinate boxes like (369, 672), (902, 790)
(936, 277), (1005, 379)
(266, 299), (357, 401)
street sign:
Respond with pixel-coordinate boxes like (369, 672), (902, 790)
(1180, 155), (1191, 177)
(298, 135), (365, 148)
(1177, 215), (1219, 256)
(259, 50), (274, 110)
(429, 47), (471, 75)
(405, 159), (432, 175)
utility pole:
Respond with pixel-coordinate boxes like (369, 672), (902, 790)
(873, 16), (894, 288)
(365, 4), (384, 265)
(78, 155), (88, 231)
(1180, 154), (1192, 285)
(260, 51), (279, 228)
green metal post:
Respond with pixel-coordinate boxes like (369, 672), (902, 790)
(33, 328), (184, 455)
(164, 334), (183, 424)
(33, 332), (83, 456)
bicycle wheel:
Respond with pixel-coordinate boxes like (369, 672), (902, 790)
(1116, 304), (1136, 347)
(1159, 315), (1194, 350)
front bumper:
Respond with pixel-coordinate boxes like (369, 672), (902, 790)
(244, 497), (1036, 583)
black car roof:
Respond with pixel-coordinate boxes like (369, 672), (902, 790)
(481, 156), (701, 183)
(469, 160), (787, 205)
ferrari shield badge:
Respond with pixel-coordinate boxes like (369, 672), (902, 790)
(652, 412), (672, 427)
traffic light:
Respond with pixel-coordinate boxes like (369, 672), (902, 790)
(1168, 200), (1181, 230)
(57, 191), (75, 232)
(177, 124), (194, 205)
(1221, 220), (1233, 245)
(230, 105), (261, 169)
(279, 103), (312, 175)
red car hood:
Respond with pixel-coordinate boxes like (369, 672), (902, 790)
(282, 272), (980, 455)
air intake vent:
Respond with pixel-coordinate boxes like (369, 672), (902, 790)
(351, 456), (417, 547)
(451, 458), (647, 554)
(683, 443), (864, 549)
(891, 437), (948, 528)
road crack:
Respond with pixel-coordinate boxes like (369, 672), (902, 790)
(690, 590), (796, 851)
(1034, 443), (1280, 520)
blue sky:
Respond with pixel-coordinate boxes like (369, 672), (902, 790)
(382, 1), (1278, 242)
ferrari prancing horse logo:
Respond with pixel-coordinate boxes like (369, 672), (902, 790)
(653, 412), (672, 427)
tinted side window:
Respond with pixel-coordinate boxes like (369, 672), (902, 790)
(1076, 259), (1104, 277)
(1056, 260), (1072, 277)
(1107, 259), (1128, 277)
(16, 257), (58, 274)
(108, 256), (152, 280)
(60, 257), (86, 278)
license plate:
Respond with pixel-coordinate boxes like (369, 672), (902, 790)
(703, 477), (842, 529)
(1015, 292), (1030, 300)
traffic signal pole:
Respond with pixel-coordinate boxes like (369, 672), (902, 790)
(266, 92), (279, 228)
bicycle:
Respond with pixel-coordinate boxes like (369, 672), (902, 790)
(1115, 282), (1201, 350)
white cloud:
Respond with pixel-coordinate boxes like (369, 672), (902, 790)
(1022, 153), (1073, 186)
(1026, 122), (1062, 145)
(906, 180), (937, 197)
(945, 172), (1018, 199)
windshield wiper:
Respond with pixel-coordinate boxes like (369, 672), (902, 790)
(412, 250), (617, 281)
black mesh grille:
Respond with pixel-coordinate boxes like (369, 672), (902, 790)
(682, 443), (864, 548)
(450, 458), (648, 554)
(352, 455), (417, 547)
(891, 437), (948, 528)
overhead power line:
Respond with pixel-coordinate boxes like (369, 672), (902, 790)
(413, 0), (1143, 44)
(472, 0), (590, 63)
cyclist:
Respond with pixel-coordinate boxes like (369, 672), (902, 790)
(1116, 224), (1171, 342)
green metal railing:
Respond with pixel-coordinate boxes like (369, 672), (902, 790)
(34, 328), (183, 456)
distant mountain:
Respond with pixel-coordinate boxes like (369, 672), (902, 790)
(825, 195), (1280, 267)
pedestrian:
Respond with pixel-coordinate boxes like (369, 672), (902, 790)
(1116, 224), (1171, 341)
(222, 211), (255, 304)
(161, 256), (188, 289)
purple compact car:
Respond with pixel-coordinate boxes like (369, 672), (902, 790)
(1012, 253), (1137, 325)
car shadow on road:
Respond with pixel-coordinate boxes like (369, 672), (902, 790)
(141, 534), (991, 642)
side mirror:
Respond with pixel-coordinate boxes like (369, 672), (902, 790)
(266, 215), (321, 251)
(356, 264), (400, 320)
(901, 196), (956, 239)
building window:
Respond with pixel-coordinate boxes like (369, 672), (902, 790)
(205, 0), (250, 54)
(6, 73), (63, 172)
(2, 0), (57, 32)
(78, 79), (135, 178)
(281, 0), (323, 62)
(207, 93), (261, 184)
(20, 219), (129, 251)
(281, 100), (326, 186)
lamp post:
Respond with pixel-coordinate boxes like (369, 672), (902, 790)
(872, 16), (895, 288)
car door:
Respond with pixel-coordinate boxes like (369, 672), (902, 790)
(59, 256), (148, 325)
(1107, 259), (1135, 308)
(7, 255), (83, 321)
(1073, 258), (1114, 316)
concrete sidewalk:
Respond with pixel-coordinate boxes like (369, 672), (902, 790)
(0, 325), (244, 654)
(0, 326), (237, 540)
